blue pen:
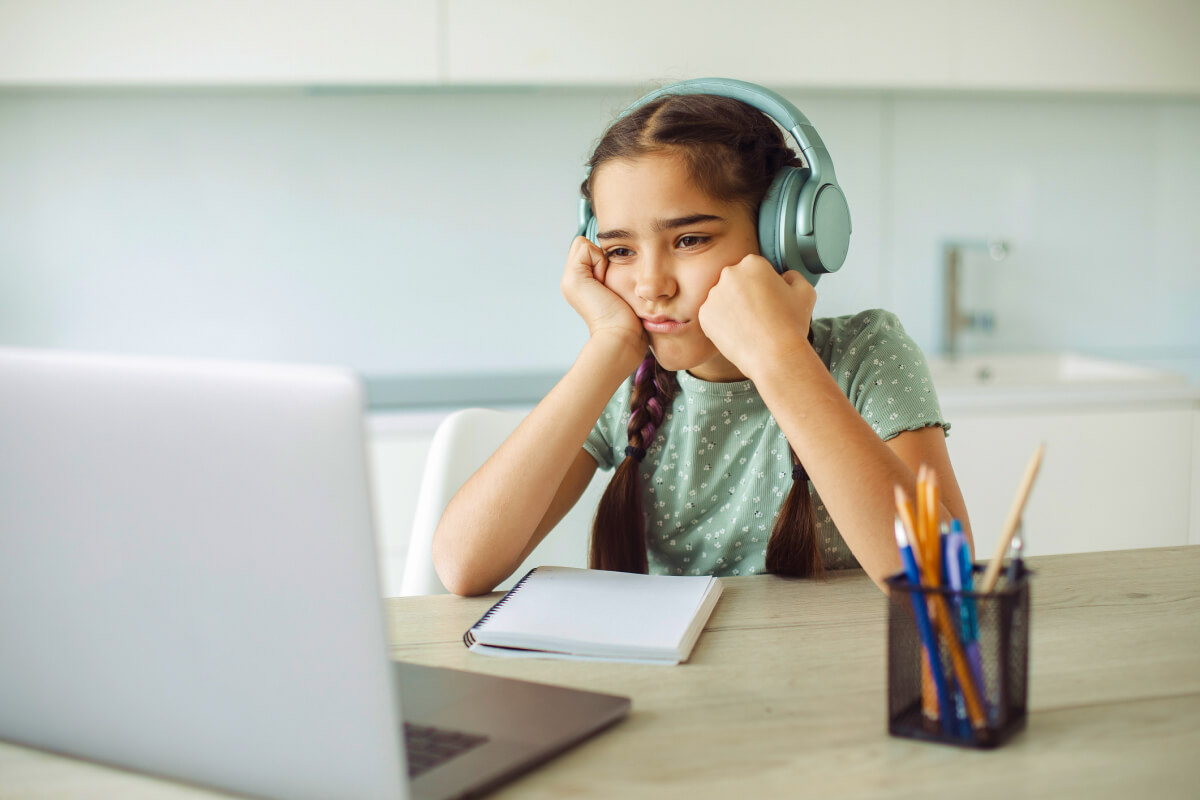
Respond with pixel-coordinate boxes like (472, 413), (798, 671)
(945, 524), (967, 631)
(943, 523), (971, 738)
(894, 517), (955, 735)
(952, 522), (979, 639)
(952, 522), (989, 720)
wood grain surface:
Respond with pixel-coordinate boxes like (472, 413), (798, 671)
(2, 547), (1197, 799)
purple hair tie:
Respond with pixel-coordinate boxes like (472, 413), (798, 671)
(792, 463), (809, 483)
(625, 445), (647, 462)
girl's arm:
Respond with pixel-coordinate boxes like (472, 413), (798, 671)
(432, 238), (645, 596)
(698, 257), (972, 590)
(753, 344), (971, 589)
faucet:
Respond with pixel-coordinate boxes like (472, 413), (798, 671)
(942, 238), (1009, 359)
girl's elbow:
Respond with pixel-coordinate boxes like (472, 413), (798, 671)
(432, 533), (496, 597)
(438, 564), (495, 597)
(865, 550), (903, 595)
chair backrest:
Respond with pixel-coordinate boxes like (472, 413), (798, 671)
(401, 408), (607, 596)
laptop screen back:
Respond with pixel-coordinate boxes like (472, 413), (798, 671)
(0, 349), (409, 799)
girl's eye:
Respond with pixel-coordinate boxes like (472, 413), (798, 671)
(606, 247), (634, 259)
(677, 235), (709, 249)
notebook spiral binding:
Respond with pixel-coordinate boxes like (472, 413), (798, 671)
(462, 567), (540, 648)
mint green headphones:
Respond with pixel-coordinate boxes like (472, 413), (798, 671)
(576, 77), (851, 287)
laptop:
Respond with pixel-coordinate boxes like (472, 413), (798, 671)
(0, 347), (630, 800)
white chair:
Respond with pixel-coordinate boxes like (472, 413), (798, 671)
(401, 407), (608, 596)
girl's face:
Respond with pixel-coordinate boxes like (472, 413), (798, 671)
(590, 153), (760, 382)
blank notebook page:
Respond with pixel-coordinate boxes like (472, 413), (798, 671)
(477, 567), (717, 651)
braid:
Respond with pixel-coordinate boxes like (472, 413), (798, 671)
(764, 448), (823, 578)
(627, 356), (673, 453)
(590, 353), (679, 573)
(765, 328), (824, 578)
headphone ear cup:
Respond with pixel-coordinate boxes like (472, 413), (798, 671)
(577, 197), (601, 245)
(757, 166), (810, 277)
(757, 170), (787, 271)
(759, 165), (851, 286)
(809, 184), (851, 273)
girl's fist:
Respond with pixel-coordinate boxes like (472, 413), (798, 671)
(561, 236), (646, 361)
(697, 255), (816, 381)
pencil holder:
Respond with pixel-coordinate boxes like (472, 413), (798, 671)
(885, 565), (1032, 749)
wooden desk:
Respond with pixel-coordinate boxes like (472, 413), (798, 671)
(3, 547), (1198, 798)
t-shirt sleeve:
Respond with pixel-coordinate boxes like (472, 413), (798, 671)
(582, 379), (633, 471)
(825, 309), (950, 441)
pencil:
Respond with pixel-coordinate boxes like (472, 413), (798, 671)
(980, 444), (1046, 592)
(894, 485), (918, 548)
(923, 468), (941, 586)
(920, 467), (948, 725)
(914, 465), (929, 574)
(901, 479), (940, 726)
(893, 498), (955, 736)
(926, 590), (988, 731)
(918, 467), (988, 732)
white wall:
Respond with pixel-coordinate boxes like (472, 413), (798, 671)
(2, 88), (1199, 379)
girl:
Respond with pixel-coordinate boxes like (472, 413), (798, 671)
(433, 81), (971, 596)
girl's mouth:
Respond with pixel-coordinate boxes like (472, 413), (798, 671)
(641, 316), (687, 334)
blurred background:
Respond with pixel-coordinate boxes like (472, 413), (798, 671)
(3, 0), (1199, 588)
(3, 0), (1199, 386)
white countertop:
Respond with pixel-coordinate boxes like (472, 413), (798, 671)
(938, 383), (1200, 411)
(366, 352), (1200, 426)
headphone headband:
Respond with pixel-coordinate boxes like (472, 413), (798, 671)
(620, 78), (838, 186)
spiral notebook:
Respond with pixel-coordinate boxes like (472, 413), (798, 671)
(463, 566), (723, 665)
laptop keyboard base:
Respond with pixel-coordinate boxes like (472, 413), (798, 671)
(404, 722), (490, 778)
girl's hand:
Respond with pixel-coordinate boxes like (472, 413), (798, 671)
(697, 255), (817, 382)
(561, 236), (646, 367)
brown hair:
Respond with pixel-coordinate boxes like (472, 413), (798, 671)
(585, 93), (824, 579)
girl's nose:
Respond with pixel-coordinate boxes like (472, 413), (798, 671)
(635, 254), (676, 301)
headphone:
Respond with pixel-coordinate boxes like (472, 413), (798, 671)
(576, 78), (851, 287)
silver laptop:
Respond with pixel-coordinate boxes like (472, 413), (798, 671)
(0, 347), (629, 800)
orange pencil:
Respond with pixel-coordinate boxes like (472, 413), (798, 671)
(923, 467), (941, 583)
(926, 591), (988, 731)
(914, 466), (928, 569)
(916, 469), (988, 733)
(905, 474), (939, 725)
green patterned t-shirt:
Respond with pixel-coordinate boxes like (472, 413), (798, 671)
(582, 309), (948, 577)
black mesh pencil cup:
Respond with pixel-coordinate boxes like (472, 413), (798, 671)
(885, 565), (1032, 748)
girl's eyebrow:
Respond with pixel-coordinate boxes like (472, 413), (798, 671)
(595, 228), (633, 242)
(596, 213), (725, 241)
(653, 213), (724, 232)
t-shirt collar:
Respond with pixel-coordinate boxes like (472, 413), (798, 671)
(676, 369), (756, 398)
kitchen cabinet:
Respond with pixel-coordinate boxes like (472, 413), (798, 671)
(2, 0), (1196, 93)
(953, 0), (1200, 94)
(446, 0), (1199, 94)
(945, 404), (1194, 560)
(444, 0), (957, 89)
(0, 0), (438, 85)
